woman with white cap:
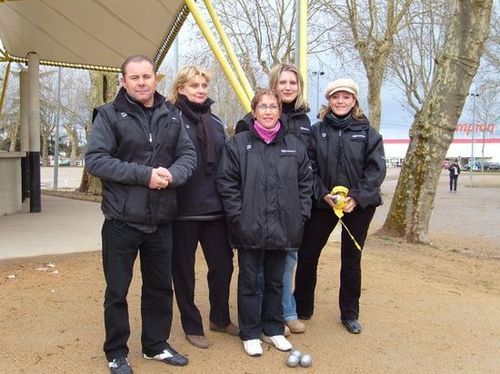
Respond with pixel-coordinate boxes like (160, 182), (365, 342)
(294, 78), (386, 334)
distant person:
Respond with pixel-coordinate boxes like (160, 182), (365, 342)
(85, 55), (196, 373)
(294, 78), (386, 335)
(235, 63), (312, 335)
(449, 161), (461, 192)
(169, 66), (238, 350)
(217, 89), (313, 357)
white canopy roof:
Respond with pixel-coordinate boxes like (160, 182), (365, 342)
(0, 0), (188, 70)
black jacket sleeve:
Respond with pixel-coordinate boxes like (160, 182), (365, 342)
(216, 138), (243, 222)
(296, 143), (314, 223)
(85, 110), (152, 186)
(348, 128), (387, 209)
(168, 118), (197, 188)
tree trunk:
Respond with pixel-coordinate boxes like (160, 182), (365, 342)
(78, 71), (118, 193)
(366, 67), (384, 131)
(381, 0), (493, 243)
(65, 124), (79, 166)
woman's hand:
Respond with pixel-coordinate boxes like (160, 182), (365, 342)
(323, 194), (336, 209)
(343, 197), (357, 213)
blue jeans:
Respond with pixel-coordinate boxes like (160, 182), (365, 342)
(257, 250), (298, 322)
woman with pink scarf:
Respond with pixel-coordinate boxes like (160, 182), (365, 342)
(216, 89), (313, 357)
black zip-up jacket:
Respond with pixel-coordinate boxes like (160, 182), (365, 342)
(175, 108), (227, 219)
(85, 88), (196, 224)
(216, 123), (313, 251)
(311, 114), (386, 210)
(235, 107), (312, 149)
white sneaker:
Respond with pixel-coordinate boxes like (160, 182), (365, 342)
(243, 339), (263, 356)
(262, 334), (292, 351)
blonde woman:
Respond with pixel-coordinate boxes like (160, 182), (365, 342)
(294, 78), (386, 334)
(169, 66), (237, 349)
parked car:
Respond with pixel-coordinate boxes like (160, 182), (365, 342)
(483, 162), (500, 171)
(463, 161), (478, 171)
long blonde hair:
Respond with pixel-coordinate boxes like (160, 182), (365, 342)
(268, 63), (308, 111)
(169, 65), (211, 104)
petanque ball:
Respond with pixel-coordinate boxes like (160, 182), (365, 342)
(300, 353), (313, 367)
(286, 354), (300, 367)
(289, 349), (302, 358)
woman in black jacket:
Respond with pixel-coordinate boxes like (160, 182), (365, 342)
(169, 66), (237, 350)
(235, 63), (312, 335)
(294, 78), (386, 335)
(217, 89), (313, 357)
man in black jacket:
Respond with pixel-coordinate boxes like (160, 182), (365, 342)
(85, 55), (196, 373)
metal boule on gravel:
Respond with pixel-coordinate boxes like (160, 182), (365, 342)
(286, 353), (300, 367)
(289, 349), (302, 358)
(299, 353), (312, 367)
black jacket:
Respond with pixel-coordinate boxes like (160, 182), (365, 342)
(311, 114), (386, 210)
(235, 107), (312, 149)
(175, 108), (227, 219)
(216, 123), (313, 251)
(85, 88), (196, 224)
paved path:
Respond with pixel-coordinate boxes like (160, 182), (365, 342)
(0, 195), (102, 260)
(1, 168), (498, 260)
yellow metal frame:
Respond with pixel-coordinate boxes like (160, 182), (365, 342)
(185, 0), (251, 112)
(202, 0), (254, 102)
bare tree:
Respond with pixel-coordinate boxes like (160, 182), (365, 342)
(0, 98), (19, 151)
(323, 0), (413, 131)
(207, 0), (329, 88)
(381, 0), (493, 243)
(387, 0), (451, 113)
(60, 70), (92, 165)
(78, 71), (119, 194)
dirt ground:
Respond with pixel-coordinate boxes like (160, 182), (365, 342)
(1, 171), (499, 373)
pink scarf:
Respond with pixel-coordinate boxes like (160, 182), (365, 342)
(253, 120), (281, 144)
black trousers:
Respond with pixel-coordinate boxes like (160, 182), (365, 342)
(294, 206), (375, 321)
(237, 249), (286, 340)
(172, 219), (234, 335)
(101, 220), (173, 361)
(449, 175), (458, 191)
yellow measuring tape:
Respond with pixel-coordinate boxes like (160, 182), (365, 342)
(330, 186), (362, 251)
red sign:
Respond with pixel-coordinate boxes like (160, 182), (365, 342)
(455, 123), (496, 135)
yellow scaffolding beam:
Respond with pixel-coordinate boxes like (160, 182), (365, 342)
(202, 0), (253, 102)
(184, 0), (251, 112)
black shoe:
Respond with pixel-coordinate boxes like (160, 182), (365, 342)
(143, 343), (188, 366)
(108, 357), (133, 374)
(297, 314), (312, 320)
(342, 319), (362, 334)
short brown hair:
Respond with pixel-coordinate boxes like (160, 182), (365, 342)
(121, 55), (156, 77)
(251, 88), (282, 113)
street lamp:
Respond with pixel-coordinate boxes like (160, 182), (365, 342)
(469, 92), (479, 187)
(311, 71), (324, 116)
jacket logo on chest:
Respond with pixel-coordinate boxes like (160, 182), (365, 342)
(352, 134), (366, 139)
(120, 112), (127, 117)
(281, 149), (297, 153)
(321, 132), (327, 137)
(246, 144), (252, 150)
